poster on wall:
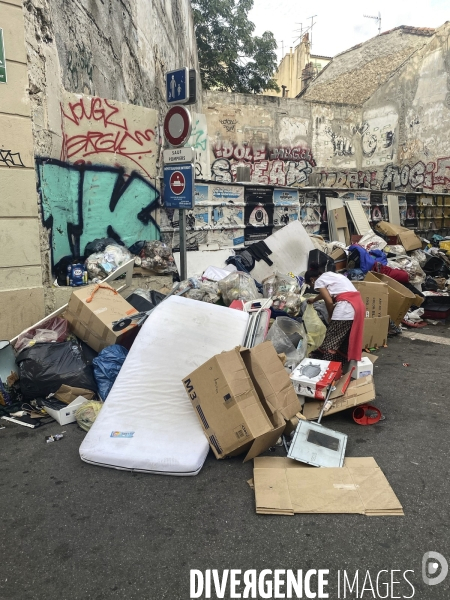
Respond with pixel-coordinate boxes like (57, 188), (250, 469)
(210, 184), (245, 204)
(404, 195), (418, 228)
(273, 206), (299, 227)
(273, 188), (300, 206)
(194, 184), (209, 205)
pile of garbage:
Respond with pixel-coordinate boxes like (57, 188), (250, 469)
(3, 217), (450, 519)
(54, 238), (177, 287)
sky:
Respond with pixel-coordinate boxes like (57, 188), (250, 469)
(249, 0), (449, 62)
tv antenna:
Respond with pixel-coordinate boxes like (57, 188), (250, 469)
(364, 12), (381, 35)
(307, 15), (317, 51)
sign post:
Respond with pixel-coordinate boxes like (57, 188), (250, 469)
(0, 29), (7, 84)
(163, 70), (197, 280)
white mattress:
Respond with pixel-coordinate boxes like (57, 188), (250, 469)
(79, 296), (249, 475)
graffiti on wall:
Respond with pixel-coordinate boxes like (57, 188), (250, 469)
(211, 143), (316, 187)
(60, 93), (158, 180)
(37, 159), (160, 266)
(186, 113), (210, 180)
(0, 149), (26, 168)
(318, 157), (450, 191)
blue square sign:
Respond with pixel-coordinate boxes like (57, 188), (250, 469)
(163, 164), (194, 209)
(166, 68), (189, 104)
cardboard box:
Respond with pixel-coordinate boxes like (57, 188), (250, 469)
(361, 316), (390, 349)
(375, 221), (422, 251)
(43, 396), (87, 425)
(66, 283), (139, 352)
(302, 375), (376, 420)
(290, 359), (343, 399)
(330, 247), (347, 271)
(365, 272), (416, 325)
(353, 281), (388, 318)
(182, 342), (301, 462)
(253, 456), (404, 516)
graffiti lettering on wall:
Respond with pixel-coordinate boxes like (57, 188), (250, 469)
(66, 42), (94, 92)
(211, 143), (316, 186)
(318, 157), (450, 191)
(60, 94), (157, 179)
(37, 159), (160, 266)
(219, 119), (238, 133)
(186, 113), (210, 180)
(324, 122), (394, 159)
(0, 149), (26, 168)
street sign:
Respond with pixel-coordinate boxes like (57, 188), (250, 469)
(166, 67), (189, 104)
(163, 147), (194, 165)
(0, 29), (7, 84)
(163, 163), (194, 209)
(169, 170), (186, 196)
(163, 105), (192, 148)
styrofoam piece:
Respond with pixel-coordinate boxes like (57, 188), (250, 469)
(250, 221), (315, 281)
(345, 200), (371, 234)
(174, 249), (234, 278)
(79, 296), (249, 476)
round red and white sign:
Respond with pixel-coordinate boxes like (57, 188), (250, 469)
(169, 171), (186, 195)
(163, 106), (192, 147)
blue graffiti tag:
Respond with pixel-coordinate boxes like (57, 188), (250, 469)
(37, 159), (160, 265)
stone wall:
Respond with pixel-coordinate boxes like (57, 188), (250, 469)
(0, 0), (45, 339)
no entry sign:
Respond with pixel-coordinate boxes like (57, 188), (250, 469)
(163, 105), (192, 147)
(163, 163), (194, 209)
(169, 171), (186, 195)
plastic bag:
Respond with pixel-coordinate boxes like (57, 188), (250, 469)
(75, 400), (103, 432)
(218, 272), (258, 305)
(85, 245), (133, 280)
(411, 249), (429, 267)
(271, 293), (302, 317)
(84, 238), (119, 257)
(302, 304), (327, 355)
(14, 317), (68, 353)
(358, 230), (387, 252)
(384, 244), (406, 255)
(16, 340), (97, 400)
(93, 345), (128, 401)
(266, 317), (307, 370)
(387, 255), (426, 285)
(262, 272), (300, 298)
(138, 241), (177, 274)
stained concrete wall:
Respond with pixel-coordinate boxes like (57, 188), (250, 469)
(0, 0), (45, 339)
(202, 24), (450, 196)
(13, 0), (201, 326)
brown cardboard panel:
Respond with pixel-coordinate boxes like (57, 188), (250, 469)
(365, 272), (416, 325)
(362, 316), (390, 349)
(353, 281), (388, 318)
(302, 376), (375, 420)
(375, 221), (422, 251)
(253, 456), (404, 516)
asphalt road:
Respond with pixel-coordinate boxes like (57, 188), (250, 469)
(1, 327), (449, 600)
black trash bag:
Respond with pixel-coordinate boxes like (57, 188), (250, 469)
(16, 341), (97, 401)
(423, 256), (445, 276)
(308, 249), (335, 272)
(128, 240), (146, 255)
(93, 345), (128, 401)
(422, 276), (439, 292)
(84, 237), (121, 258)
(149, 290), (166, 306)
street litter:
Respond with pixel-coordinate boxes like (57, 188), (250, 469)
(45, 432), (66, 443)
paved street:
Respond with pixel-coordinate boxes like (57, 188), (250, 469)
(1, 328), (449, 600)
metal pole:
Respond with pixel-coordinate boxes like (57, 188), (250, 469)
(179, 209), (187, 280)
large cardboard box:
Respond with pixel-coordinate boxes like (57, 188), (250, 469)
(365, 272), (416, 325)
(182, 341), (301, 462)
(302, 375), (376, 420)
(330, 247), (347, 271)
(375, 221), (422, 251)
(66, 283), (139, 352)
(353, 280), (388, 318)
